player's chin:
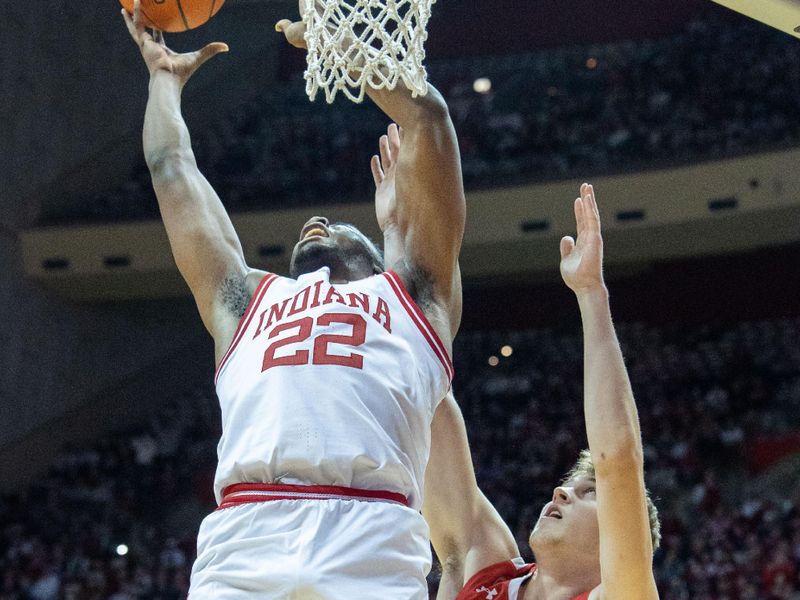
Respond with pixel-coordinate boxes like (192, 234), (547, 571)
(531, 517), (559, 537)
(291, 238), (321, 262)
(290, 241), (339, 278)
(528, 526), (543, 549)
(529, 524), (558, 549)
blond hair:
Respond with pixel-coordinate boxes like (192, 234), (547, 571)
(563, 449), (661, 551)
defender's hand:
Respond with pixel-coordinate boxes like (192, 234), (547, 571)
(122, 0), (228, 81)
(560, 183), (605, 294)
(371, 123), (402, 233)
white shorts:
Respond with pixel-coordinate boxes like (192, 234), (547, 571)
(189, 485), (431, 600)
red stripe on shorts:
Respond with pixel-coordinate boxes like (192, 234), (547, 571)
(217, 483), (410, 510)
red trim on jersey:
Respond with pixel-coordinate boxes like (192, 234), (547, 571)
(217, 482), (410, 510)
(458, 560), (535, 600)
(458, 560), (591, 600)
(382, 271), (454, 382)
(214, 274), (278, 385)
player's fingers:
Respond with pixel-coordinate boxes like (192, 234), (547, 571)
(122, 8), (138, 40)
(388, 123), (401, 156)
(133, 0), (143, 29)
(586, 183), (601, 230)
(581, 183), (600, 232)
(196, 42), (230, 67)
(379, 135), (391, 168)
(276, 20), (307, 49)
(574, 197), (585, 235)
(370, 155), (384, 186)
(287, 21), (308, 48)
(560, 236), (576, 260)
(123, 8), (154, 48)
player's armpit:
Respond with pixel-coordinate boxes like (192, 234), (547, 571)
(436, 567), (466, 600)
(209, 268), (271, 365)
(367, 86), (466, 336)
(147, 154), (266, 360)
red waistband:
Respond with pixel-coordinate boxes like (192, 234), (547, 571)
(217, 483), (410, 511)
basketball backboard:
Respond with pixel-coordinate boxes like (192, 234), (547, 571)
(711, 0), (800, 38)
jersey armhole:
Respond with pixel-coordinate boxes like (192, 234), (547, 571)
(214, 273), (278, 384)
(459, 560), (526, 598)
(382, 270), (454, 382)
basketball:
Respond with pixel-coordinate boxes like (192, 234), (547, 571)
(119, 0), (225, 32)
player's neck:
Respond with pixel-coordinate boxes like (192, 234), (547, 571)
(522, 552), (598, 600)
(328, 262), (375, 284)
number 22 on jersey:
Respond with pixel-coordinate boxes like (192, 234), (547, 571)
(262, 312), (366, 371)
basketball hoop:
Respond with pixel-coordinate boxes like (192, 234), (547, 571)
(302, 0), (435, 104)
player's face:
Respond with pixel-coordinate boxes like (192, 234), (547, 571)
(289, 216), (381, 279)
(529, 476), (600, 560)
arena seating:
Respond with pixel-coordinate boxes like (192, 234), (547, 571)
(1, 317), (798, 598)
(38, 12), (800, 224)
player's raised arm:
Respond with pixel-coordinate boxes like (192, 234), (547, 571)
(364, 84), (465, 338)
(560, 184), (659, 600)
(278, 12), (466, 340)
(123, 1), (263, 360)
(423, 394), (519, 599)
(360, 85), (466, 314)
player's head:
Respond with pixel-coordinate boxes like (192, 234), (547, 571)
(529, 450), (661, 562)
(290, 216), (385, 281)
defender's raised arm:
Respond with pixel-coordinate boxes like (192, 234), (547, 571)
(419, 185), (660, 600)
(560, 184), (660, 600)
(123, 0), (263, 361)
(423, 394), (520, 599)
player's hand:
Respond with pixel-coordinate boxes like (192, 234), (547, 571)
(560, 183), (605, 295)
(276, 0), (309, 50)
(371, 123), (402, 233)
(122, 0), (228, 81)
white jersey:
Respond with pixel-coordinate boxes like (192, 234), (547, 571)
(213, 267), (453, 510)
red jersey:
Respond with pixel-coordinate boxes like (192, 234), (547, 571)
(457, 559), (592, 600)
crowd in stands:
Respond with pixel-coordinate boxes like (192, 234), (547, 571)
(41, 11), (800, 224)
(1, 316), (799, 598)
(0, 388), (218, 600)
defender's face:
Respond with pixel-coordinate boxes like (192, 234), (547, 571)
(289, 216), (379, 279)
(529, 476), (600, 558)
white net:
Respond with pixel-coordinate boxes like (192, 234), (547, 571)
(302, 0), (435, 104)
